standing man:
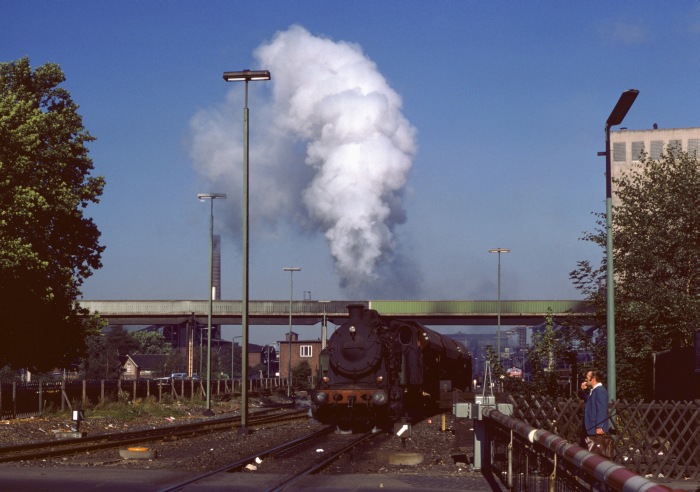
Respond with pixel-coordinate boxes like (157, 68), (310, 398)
(580, 369), (610, 438)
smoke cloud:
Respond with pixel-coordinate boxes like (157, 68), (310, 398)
(190, 25), (418, 296)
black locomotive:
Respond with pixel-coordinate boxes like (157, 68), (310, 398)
(310, 304), (471, 429)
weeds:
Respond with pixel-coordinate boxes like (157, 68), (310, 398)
(38, 395), (218, 421)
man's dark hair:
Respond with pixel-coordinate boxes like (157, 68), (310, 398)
(589, 369), (604, 383)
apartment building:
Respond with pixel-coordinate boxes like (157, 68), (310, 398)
(610, 125), (700, 188)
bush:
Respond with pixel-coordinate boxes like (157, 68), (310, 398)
(291, 361), (312, 391)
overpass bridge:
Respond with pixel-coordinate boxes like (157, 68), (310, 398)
(79, 299), (594, 326)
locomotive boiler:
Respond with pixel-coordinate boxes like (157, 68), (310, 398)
(310, 304), (471, 429)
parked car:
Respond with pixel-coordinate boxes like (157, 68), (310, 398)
(170, 373), (200, 380)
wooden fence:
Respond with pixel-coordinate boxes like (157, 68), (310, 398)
(506, 394), (700, 481)
(0, 377), (288, 420)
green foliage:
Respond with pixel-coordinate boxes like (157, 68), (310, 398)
(229, 343), (242, 378)
(0, 365), (21, 382)
(0, 57), (105, 371)
(484, 344), (504, 379)
(501, 310), (581, 398)
(163, 350), (188, 377)
(571, 147), (699, 398)
(132, 330), (171, 355)
(525, 310), (564, 396)
(292, 360), (313, 390)
(83, 326), (139, 379)
(91, 397), (193, 420)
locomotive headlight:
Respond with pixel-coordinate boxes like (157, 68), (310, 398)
(349, 325), (356, 333)
(312, 391), (328, 404)
(371, 391), (387, 406)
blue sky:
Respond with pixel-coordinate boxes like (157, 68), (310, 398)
(3, 2), (699, 345)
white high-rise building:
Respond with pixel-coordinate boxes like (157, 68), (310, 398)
(611, 125), (700, 185)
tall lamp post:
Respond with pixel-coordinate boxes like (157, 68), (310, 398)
(489, 248), (510, 366)
(283, 267), (301, 397)
(319, 300), (331, 350)
(223, 69), (271, 431)
(598, 89), (639, 402)
(197, 193), (226, 416)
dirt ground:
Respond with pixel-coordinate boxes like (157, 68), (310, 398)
(0, 395), (477, 478)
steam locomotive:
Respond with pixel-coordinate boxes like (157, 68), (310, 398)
(310, 304), (471, 429)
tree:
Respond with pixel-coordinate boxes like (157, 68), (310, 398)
(83, 326), (139, 379)
(500, 310), (581, 398)
(524, 310), (579, 397)
(0, 58), (105, 371)
(163, 350), (188, 377)
(292, 360), (313, 391)
(571, 147), (699, 398)
(132, 331), (171, 355)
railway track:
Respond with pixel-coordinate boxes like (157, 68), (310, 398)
(0, 407), (307, 463)
(159, 426), (386, 491)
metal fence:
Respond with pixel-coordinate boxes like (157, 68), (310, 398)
(482, 407), (679, 492)
(0, 377), (288, 419)
(504, 394), (699, 483)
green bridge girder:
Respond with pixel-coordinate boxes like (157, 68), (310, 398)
(79, 299), (593, 326)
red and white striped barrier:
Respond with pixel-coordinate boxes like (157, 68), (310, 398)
(482, 407), (680, 492)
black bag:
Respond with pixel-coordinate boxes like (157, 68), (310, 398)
(585, 434), (614, 459)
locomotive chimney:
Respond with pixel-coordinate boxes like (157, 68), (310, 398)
(347, 304), (365, 323)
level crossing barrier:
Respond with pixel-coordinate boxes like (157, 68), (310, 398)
(476, 405), (682, 492)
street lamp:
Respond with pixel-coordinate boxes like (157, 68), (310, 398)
(319, 300), (331, 350)
(598, 89), (639, 402)
(489, 248), (510, 366)
(223, 69), (270, 432)
(197, 193), (226, 416)
(283, 267), (301, 397)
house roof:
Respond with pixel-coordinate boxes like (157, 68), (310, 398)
(128, 354), (168, 370)
(276, 339), (324, 344)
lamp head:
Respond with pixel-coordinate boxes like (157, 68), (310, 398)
(606, 90), (639, 127)
(223, 69), (271, 82)
(197, 193), (227, 201)
(489, 248), (511, 254)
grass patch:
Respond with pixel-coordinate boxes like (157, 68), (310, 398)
(43, 396), (215, 421)
(90, 397), (202, 420)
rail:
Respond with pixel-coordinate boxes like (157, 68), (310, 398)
(158, 425), (337, 492)
(0, 408), (304, 463)
(481, 406), (680, 492)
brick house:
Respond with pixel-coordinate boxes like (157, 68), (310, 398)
(122, 354), (168, 380)
(277, 331), (322, 380)
(247, 343), (263, 369)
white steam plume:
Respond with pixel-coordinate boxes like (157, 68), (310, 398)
(190, 25), (418, 295)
